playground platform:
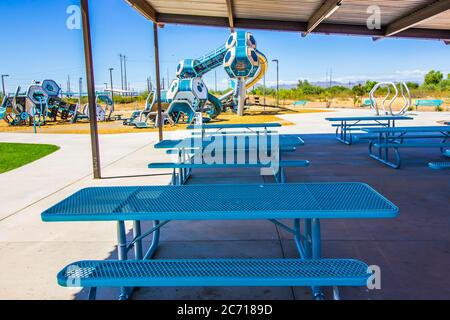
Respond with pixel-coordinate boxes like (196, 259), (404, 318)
(0, 109), (449, 300)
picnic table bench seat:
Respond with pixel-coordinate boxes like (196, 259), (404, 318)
(164, 146), (298, 154)
(428, 162), (450, 170)
(357, 134), (445, 141)
(154, 135), (304, 151)
(293, 100), (308, 107)
(58, 258), (370, 300)
(148, 160), (310, 184)
(330, 123), (387, 128)
(362, 126), (450, 168)
(186, 123), (282, 130)
(415, 99), (443, 111)
(42, 183), (398, 300)
(373, 142), (450, 149)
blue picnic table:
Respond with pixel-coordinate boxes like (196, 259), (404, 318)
(326, 116), (413, 145)
(153, 134), (306, 184)
(187, 122), (282, 139)
(186, 122), (282, 130)
(42, 183), (398, 300)
(362, 126), (450, 168)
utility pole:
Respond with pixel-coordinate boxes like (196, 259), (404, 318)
(104, 82), (108, 90)
(1, 74), (9, 96)
(119, 54), (124, 94)
(272, 59), (279, 108)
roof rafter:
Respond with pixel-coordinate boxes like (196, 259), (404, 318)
(303, 0), (343, 37)
(226, 0), (235, 32)
(156, 13), (450, 42)
(385, 0), (450, 37)
(125, 0), (157, 22)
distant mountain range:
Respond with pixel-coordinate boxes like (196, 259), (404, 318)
(269, 81), (366, 89)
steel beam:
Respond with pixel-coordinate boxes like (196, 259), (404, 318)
(125, 0), (157, 22)
(303, 0), (342, 36)
(153, 22), (163, 142)
(80, 0), (101, 179)
(385, 0), (450, 37)
(155, 13), (450, 42)
(226, 0), (235, 31)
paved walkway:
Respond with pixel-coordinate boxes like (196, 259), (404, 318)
(0, 110), (449, 299)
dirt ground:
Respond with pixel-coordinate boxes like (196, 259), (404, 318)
(0, 103), (328, 135)
(1, 95), (447, 135)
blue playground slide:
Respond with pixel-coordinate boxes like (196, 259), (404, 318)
(168, 31), (267, 123)
(123, 31), (267, 128)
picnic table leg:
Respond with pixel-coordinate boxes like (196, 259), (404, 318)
(133, 221), (143, 260)
(117, 221), (131, 300)
(311, 218), (325, 300)
(304, 219), (312, 259)
(342, 121), (347, 143)
(293, 219), (307, 259)
(143, 220), (161, 260)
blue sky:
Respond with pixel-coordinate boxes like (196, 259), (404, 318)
(1, 0), (449, 93)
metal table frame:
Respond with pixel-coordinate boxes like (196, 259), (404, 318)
(155, 134), (304, 185)
(42, 183), (398, 300)
(362, 126), (450, 168)
(326, 116), (413, 145)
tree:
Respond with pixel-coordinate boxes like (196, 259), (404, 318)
(405, 82), (419, 89)
(424, 70), (443, 86)
(352, 84), (365, 107)
(364, 80), (378, 93)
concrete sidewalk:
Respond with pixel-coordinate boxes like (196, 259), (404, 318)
(0, 110), (449, 300)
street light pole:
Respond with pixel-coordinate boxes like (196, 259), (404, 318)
(1, 74), (9, 96)
(272, 59), (279, 108)
(109, 68), (115, 121)
(263, 72), (266, 111)
(109, 67), (114, 102)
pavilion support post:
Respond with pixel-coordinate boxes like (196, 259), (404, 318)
(81, 0), (101, 179)
(153, 22), (163, 142)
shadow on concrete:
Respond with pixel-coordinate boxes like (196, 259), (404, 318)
(72, 133), (450, 300)
(101, 173), (172, 180)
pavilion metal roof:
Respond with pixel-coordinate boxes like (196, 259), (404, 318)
(125, 0), (450, 43)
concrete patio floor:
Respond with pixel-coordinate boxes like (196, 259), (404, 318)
(0, 109), (449, 300)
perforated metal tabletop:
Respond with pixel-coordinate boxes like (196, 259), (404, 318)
(42, 183), (398, 222)
(186, 123), (282, 130)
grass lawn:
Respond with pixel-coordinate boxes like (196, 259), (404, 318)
(0, 143), (60, 174)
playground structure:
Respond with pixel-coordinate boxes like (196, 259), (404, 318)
(76, 94), (117, 123)
(123, 91), (174, 128)
(0, 79), (123, 128)
(0, 80), (73, 129)
(125, 31), (268, 128)
(369, 82), (412, 116)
